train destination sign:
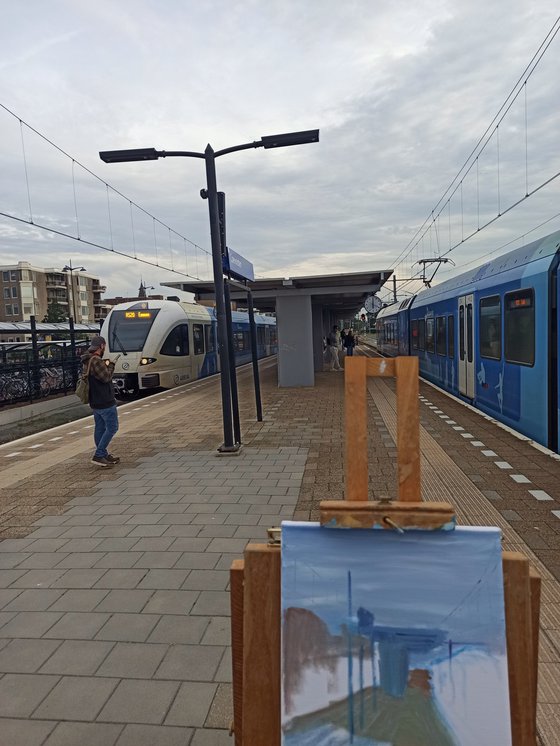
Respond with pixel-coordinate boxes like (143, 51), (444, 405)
(223, 247), (254, 282)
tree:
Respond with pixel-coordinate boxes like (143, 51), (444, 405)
(43, 301), (68, 323)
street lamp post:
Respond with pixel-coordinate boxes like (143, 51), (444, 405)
(62, 260), (87, 322)
(99, 129), (319, 452)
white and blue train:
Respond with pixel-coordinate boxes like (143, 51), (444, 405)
(376, 229), (560, 452)
(100, 299), (277, 397)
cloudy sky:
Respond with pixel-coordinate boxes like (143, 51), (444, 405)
(0, 0), (559, 303)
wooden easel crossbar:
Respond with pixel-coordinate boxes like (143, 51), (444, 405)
(230, 356), (541, 745)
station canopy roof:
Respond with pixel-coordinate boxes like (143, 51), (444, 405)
(163, 269), (392, 314)
(0, 322), (100, 335)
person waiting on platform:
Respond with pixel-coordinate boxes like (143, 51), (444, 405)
(81, 336), (121, 467)
(343, 329), (356, 356)
(325, 337), (342, 371)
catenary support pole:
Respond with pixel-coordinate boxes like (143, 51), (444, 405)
(247, 289), (263, 422)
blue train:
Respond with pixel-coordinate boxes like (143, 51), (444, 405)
(101, 299), (277, 397)
(376, 229), (560, 452)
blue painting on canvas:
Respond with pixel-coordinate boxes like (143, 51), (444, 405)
(281, 522), (511, 746)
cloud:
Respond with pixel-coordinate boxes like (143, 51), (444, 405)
(0, 0), (559, 301)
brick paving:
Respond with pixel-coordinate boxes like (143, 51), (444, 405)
(0, 352), (559, 743)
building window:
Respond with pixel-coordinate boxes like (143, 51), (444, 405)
(5, 304), (12, 315)
(2, 271), (9, 282)
(426, 318), (435, 353)
(3, 288), (9, 299)
(447, 315), (454, 358)
(480, 296), (501, 360)
(193, 324), (205, 355)
(13, 304), (19, 315)
(418, 319), (426, 351)
(505, 289), (535, 366)
(436, 316), (446, 355)
(80, 292), (88, 301)
(11, 286), (17, 298)
(23, 304), (33, 314)
(160, 324), (189, 356)
(10, 271), (17, 281)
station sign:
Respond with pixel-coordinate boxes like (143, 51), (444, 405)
(223, 247), (254, 282)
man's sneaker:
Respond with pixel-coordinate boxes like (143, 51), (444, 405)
(91, 456), (114, 467)
(106, 454), (120, 464)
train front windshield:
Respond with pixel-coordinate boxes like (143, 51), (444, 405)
(107, 309), (160, 353)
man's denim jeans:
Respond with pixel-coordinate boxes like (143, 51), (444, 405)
(93, 405), (119, 458)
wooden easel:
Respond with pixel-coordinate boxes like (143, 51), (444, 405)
(230, 356), (541, 745)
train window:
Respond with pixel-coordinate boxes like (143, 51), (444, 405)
(505, 289), (535, 366)
(436, 316), (446, 355)
(160, 324), (189, 356)
(479, 296), (501, 360)
(108, 309), (160, 352)
(447, 315), (454, 358)
(193, 324), (205, 355)
(467, 303), (473, 363)
(257, 327), (265, 346)
(426, 318), (435, 353)
(234, 331), (250, 351)
(411, 320), (418, 350)
(418, 319), (426, 351)
(204, 325), (215, 353)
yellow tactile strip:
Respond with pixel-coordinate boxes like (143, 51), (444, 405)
(367, 375), (560, 741)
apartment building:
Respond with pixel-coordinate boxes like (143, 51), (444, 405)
(0, 261), (110, 323)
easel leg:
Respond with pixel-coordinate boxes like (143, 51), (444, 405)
(503, 551), (537, 746)
(230, 559), (245, 745)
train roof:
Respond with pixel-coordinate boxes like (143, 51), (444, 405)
(414, 229), (560, 304)
(105, 299), (275, 325)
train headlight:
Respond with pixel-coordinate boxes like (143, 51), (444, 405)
(140, 357), (157, 365)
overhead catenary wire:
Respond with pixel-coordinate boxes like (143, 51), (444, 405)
(0, 101), (212, 282)
(389, 15), (560, 278)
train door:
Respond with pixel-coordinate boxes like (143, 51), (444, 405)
(458, 294), (475, 398)
(191, 323), (205, 379)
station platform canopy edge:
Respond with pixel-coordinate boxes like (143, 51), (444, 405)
(163, 269), (392, 314)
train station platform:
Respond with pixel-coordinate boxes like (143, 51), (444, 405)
(0, 352), (559, 744)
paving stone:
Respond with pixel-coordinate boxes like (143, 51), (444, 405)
(4, 589), (64, 612)
(168, 538), (211, 552)
(51, 569), (108, 589)
(137, 569), (190, 590)
(161, 526), (200, 538)
(200, 617), (231, 646)
(0, 673), (59, 716)
(181, 570), (229, 591)
(95, 589), (154, 613)
(49, 589), (110, 612)
(155, 643), (223, 681)
(142, 590), (200, 615)
(191, 591), (231, 617)
(9, 569), (66, 588)
(146, 615), (209, 646)
(33, 675), (118, 720)
(98, 679), (180, 724)
(115, 723), (193, 746)
(94, 569), (148, 589)
(94, 552), (143, 569)
(127, 525), (169, 537)
(0, 717), (56, 745)
(133, 551), (181, 569)
(96, 641), (168, 678)
(214, 648), (232, 682)
(0, 638), (61, 673)
(205, 682), (233, 728)
(95, 613), (160, 642)
(174, 552), (218, 570)
(164, 681), (217, 727)
(0, 611), (63, 638)
(40, 639), (114, 675)
(43, 721), (123, 746)
(16, 552), (66, 569)
(51, 552), (104, 569)
(43, 612), (111, 640)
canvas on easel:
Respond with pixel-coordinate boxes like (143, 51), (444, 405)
(281, 521), (512, 746)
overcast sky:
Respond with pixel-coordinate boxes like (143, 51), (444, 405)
(0, 0), (559, 303)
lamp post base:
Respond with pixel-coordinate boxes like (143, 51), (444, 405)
(217, 443), (242, 455)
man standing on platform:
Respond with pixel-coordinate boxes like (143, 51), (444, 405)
(81, 335), (120, 467)
(326, 325), (342, 371)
